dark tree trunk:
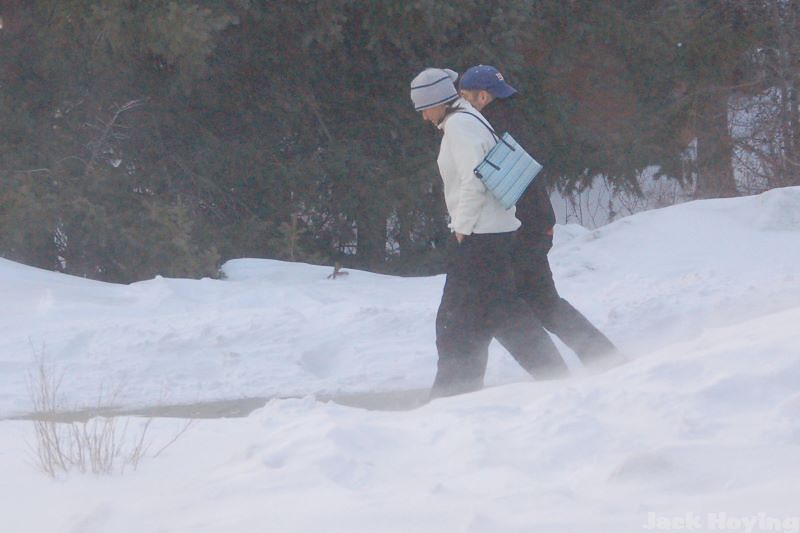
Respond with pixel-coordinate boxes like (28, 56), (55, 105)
(774, 0), (800, 187)
(355, 199), (387, 271)
(790, 80), (800, 186)
(695, 91), (738, 198)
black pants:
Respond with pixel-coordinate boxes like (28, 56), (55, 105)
(431, 232), (568, 398)
(513, 234), (617, 364)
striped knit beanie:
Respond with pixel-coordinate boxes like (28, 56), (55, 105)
(410, 68), (459, 111)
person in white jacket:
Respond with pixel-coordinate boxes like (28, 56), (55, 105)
(410, 67), (569, 398)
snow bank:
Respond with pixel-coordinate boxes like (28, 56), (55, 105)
(1, 187), (800, 532)
(1, 187), (799, 416)
(2, 304), (799, 531)
(550, 186), (800, 353)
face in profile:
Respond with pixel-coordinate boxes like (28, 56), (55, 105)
(421, 104), (447, 126)
(460, 89), (493, 112)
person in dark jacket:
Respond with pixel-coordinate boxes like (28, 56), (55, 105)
(459, 65), (621, 369)
(410, 67), (570, 398)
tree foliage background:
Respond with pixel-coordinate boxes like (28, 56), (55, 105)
(1, 0), (797, 282)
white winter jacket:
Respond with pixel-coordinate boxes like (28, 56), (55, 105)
(436, 99), (521, 235)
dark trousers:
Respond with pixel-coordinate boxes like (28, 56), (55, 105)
(513, 235), (617, 363)
(431, 232), (568, 398)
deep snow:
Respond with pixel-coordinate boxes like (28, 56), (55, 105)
(1, 187), (800, 532)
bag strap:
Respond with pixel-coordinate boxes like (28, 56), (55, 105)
(457, 111), (515, 151)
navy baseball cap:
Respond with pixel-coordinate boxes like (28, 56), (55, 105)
(459, 65), (517, 98)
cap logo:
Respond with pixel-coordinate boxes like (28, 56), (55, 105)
(496, 73), (504, 81)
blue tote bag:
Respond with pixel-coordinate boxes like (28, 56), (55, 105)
(460, 111), (543, 210)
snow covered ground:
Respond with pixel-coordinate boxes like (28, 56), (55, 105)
(2, 187), (800, 532)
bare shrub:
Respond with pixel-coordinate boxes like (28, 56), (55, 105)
(28, 354), (192, 477)
(554, 170), (694, 229)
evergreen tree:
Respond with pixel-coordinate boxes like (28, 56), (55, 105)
(0, 0), (787, 281)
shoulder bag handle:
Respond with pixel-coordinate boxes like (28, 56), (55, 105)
(457, 111), (515, 151)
